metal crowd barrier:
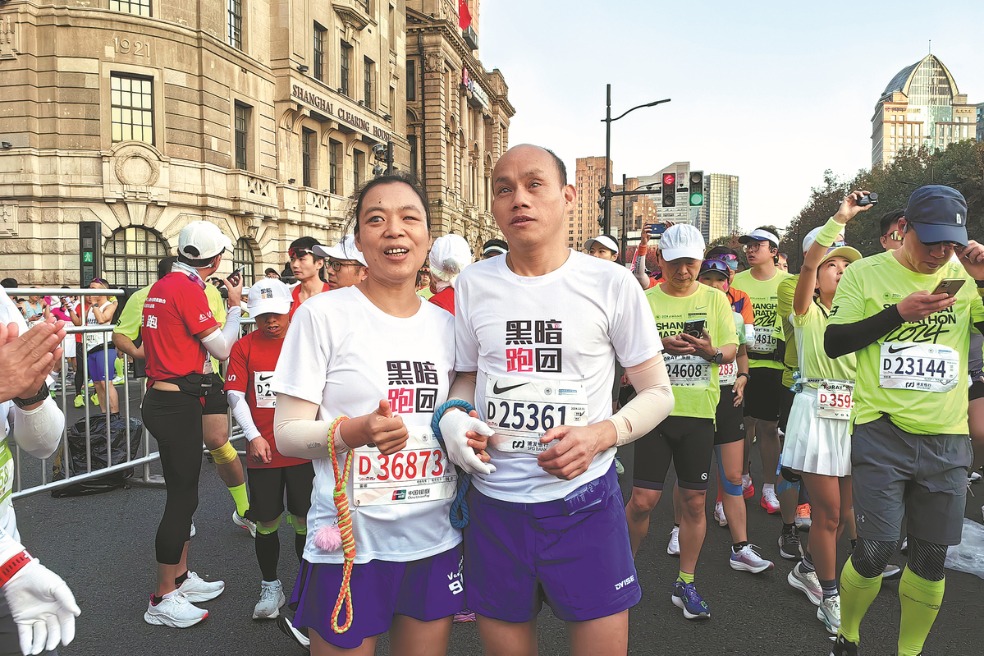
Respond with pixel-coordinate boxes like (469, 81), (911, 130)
(7, 287), (255, 500)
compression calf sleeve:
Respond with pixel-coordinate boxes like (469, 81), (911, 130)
(255, 530), (280, 582)
(228, 483), (249, 517)
(898, 568), (944, 656)
(838, 556), (883, 643)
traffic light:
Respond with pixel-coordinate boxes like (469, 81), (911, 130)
(661, 173), (676, 207)
(597, 186), (607, 211)
(689, 171), (704, 206)
(79, 221), (102, 288)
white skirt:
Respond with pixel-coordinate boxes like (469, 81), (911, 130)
(780, 388), (851, 477)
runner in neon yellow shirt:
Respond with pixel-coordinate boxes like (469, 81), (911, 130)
(825, 186), (984, 656)
(731, 227), (793, 515)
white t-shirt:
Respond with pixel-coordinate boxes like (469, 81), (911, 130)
(454, 250), (663, 503)
(272, 286), (459, 564)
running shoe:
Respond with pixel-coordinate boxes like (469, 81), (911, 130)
(90, 393), (99, 406)
(817, 595), (841, 634)
(742, 476), (755, 500)
(73, 394), (84, 409)
(881, 563), (902, 580)
(900, 537), (908, 554)
(177, 571), (225, 603)
(671, 581), (710, 620)
(970, 469), (981, 483)
(760, 488), (780, 514)
(729, 544), (774, 574)
(787, 561), (822, 606)
(778, 526), (803, 560)
(233, 510), (257, 538)
(112, 375), (125, 386)
(144, 592), (208, 628)
(713, 501), (728, 527)
(453, 609), (477, 623)
(829, 635), (859, 656)
(278, 615), (311, 649)
(666, 526), (680, 556)
(795, 503), (812, 530)
(253, 580), (286, 619)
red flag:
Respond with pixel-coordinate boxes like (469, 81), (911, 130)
(458, 0), (472, 30)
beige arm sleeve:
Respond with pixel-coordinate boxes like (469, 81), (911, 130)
(447, 371), (477, 405)
(607, 352), (674, 447)
(273, 393), (347, 460)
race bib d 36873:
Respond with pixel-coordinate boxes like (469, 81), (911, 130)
(353, 426), (456, 507)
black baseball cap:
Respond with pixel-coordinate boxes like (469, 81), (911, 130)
(905, 185), (968, 246)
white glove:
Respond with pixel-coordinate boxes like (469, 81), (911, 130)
(5, 559), (80, 655)
(438, 410), (496, 476)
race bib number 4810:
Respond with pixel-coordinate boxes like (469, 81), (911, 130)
(485, 377), (587, 454)
(354, 426), (456, 507)
(879, 342), (959, 393)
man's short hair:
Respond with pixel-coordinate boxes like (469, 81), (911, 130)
(0, 278), (17, 289)
(879, 209), (905, 235)
(157, 256), (177, 281)
(289, 236), (324, 258)
(264, 267), (279, 276)
(544, 147), (567, 186)
(176, 253), (216, 269)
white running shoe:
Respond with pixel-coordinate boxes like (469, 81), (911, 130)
(177, 571), (225, 603)
(253, 580), (286, 620)
(817, 594), (841, 634)
(787, 561), (822, 606)
(760, 488), (781, 514)
(666, 526), (681, 556)
(144, 592), (208, 628)
(278, 615), (311, 648)
(729, 544), (775, 574)
(714, 502), (728, 527)
(233, 510), (257, 538)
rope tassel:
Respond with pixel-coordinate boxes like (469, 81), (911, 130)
(325, 416), (355, 634)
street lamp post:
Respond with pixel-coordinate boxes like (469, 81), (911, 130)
(602, 84), (670, 235)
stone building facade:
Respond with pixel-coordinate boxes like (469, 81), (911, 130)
(405, 0), (513, 249)
(0, 0), (507, 287)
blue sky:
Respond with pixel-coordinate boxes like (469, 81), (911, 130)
(479, 1), (984, 233)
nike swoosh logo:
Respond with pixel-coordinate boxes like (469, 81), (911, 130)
(887, 345), (916, 354)
(492, 382), (527, 394)
(258, 373), (274, 381)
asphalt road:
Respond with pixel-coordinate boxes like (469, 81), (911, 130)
(12, 388), (984, 655)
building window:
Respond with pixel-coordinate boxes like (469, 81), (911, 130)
(302, 128), (316, 187)
(364, 57), (374, 108)
(104, 227), (169, 288)
(232, 238), (256, 287)
(313, 23), (326, 82)
(353, 150), (365, 191)
(111, 73), (154, 144)
(340, 41), (352, 96)
(228, 0), (242, 50)
(110, 0), (151, 16)
(329, 139), (341, 195)
(357, 0), (369, 11)
(408, 134), (418, 178)
(234, 102), (250, 170)
(406, 59), (416, 101)
(388, 4), (396, 44)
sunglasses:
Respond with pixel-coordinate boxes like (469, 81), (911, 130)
(699, 260), (731, 276)
(883, 230), (903, 242)
(288, 247), (317, 260)
(708, 254), (738, 271)
(327, 260), (364, 272)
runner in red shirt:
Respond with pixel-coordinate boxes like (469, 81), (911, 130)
(141, 221), (244, 629)
(226, 279), (313, 622)
(287, 237), (331, 319)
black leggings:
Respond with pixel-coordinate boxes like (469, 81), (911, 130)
(142, 388), (205, 565)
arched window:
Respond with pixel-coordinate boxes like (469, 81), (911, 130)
(103, 227), (169, 288)
(232, 238), (256, 287)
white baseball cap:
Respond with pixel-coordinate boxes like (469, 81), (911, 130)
(802, 226), (845, 254)
(738, 228), (780, 248)
(658, 224), (705, 261)
(178, 221), (233, 260)
(583, 235), (619, 255)
(313, 235), (367, 267)
(247, 279), (292, 317)
(429, 234), (473, 283)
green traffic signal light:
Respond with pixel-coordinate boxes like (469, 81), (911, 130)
(689, 192), (704, 206)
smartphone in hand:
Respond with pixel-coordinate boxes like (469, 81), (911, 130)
(931, 278), (965, 297)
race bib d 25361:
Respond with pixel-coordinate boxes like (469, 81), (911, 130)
(353, 426), (456, 507)
(485, 377), (587, 454)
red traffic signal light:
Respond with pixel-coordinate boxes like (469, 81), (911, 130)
(662, 173), (676, 207)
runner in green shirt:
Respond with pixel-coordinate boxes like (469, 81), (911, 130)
(825, 186), (984, 656)
(731, 227), (793, 515)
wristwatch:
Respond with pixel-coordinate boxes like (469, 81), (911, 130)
(736, 372), (751, 381)
(711, 348), (724, 365)
(13, 383), (49, 409)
